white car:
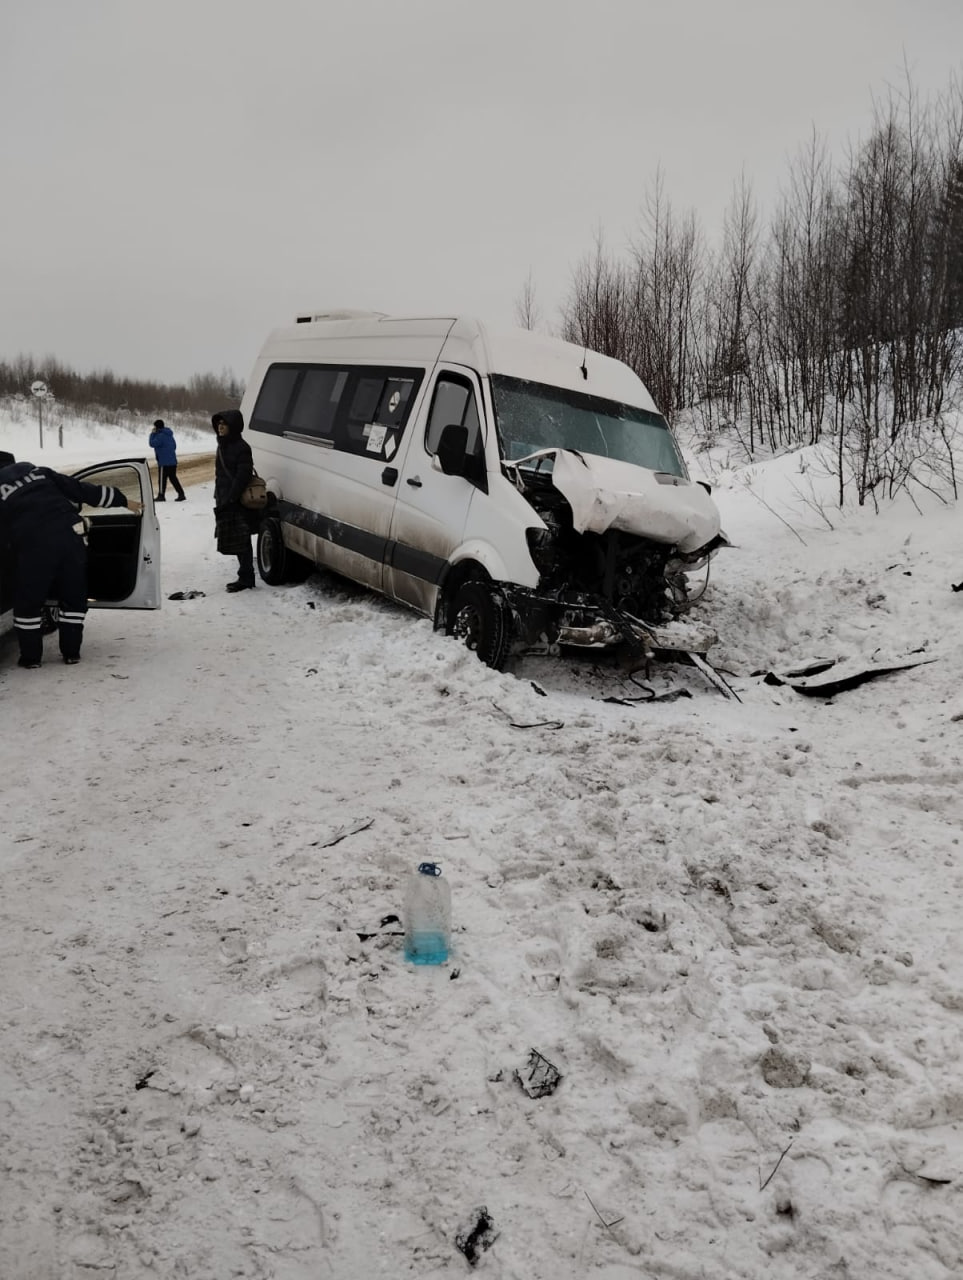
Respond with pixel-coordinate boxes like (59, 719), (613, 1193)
(1, 458), (161, 647)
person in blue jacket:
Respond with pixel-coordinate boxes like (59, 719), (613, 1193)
(149, 419), (186, 501)
(0, 450), (141, 668)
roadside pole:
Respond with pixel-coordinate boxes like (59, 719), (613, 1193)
(31, 380), (48, 449)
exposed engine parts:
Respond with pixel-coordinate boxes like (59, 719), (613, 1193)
(513, 463), (714, 639)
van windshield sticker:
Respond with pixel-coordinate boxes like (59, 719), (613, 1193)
(366, 424), (388, 453)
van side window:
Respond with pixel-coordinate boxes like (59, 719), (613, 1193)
(289, 368), (348, 439)
(425, 376), (481, 456)
(339, 373), (420, 458)
(250, 366), (300, 435)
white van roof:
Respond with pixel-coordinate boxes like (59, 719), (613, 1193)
(263, 313), (660, 414)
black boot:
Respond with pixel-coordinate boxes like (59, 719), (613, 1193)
(156, 493), (166, 501)
(226, 580), (255, 593)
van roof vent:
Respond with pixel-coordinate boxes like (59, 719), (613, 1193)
(295, 309), (389, 324)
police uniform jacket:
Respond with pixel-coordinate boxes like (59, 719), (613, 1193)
(0, 461), (130, 549)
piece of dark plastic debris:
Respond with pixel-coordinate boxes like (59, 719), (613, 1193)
(515, 1048), (562, 1098)
(167, 590), (206, 600)
(455, 1206), (498, 1266)
(603, 686), (693, 705)
(313, 818), (374, 848)
(762, 654), (935, 696)
(134, 1070), (156, 1091)
(755, 658), (835, 680)
(492, 703), (564, 730)
(356, 913), (403, 942)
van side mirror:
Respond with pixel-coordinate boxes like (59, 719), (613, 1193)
(435, 423), (469, 476)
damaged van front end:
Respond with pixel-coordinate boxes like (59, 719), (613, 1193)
(487, 374), (729, 666)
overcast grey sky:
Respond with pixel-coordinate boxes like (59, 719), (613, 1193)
(1, 0), (961, 386)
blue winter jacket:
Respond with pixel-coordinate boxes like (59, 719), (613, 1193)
(149, 425), (178, 467)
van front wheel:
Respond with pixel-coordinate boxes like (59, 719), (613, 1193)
(448, 580), (513, 670)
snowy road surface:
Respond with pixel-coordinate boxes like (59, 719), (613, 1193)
(1, 422), (961, 1278)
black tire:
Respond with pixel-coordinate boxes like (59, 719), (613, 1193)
(448, 580), (513, 670)
(41, 604), (60, 635)
(257, 517), (293, 585)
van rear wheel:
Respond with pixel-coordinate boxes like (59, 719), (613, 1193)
(257, 516), (311, 585)
(448, 580), (513, 670)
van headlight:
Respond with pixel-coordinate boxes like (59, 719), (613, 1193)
(526, 526), (557, 573)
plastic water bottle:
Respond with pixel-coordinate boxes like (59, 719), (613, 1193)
(404, 862), (451, 965)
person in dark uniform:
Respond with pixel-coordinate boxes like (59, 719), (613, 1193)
(212, 409), (257, 592)
(149, 419), (186, 501)
(0, 450), (141, 668)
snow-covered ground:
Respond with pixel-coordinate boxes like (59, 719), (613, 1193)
(2, 410), (962, 1279)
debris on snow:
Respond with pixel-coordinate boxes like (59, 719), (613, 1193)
(515, 1049), (563, 1098)
(760, 653), (935, 695)
(455, 1206), (499, 1266)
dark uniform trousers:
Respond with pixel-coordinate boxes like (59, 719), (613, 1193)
(14, 528), (87, 663)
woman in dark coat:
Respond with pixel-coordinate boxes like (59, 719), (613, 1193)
(212, 409), (257, 591)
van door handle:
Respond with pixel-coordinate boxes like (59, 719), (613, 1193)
(381, 467), (398, 486)
(406, 476), (423, 488)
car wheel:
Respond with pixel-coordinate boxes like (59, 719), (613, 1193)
(448, 580), (513, 670)
(257, 517), (291, 585)
(41, 604), (60, 635)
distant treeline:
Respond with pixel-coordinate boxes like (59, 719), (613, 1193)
(0, 355), (243, 417)
(521, 71), (963, 506)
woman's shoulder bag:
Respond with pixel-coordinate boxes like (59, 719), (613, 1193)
(239, 470), (268, 510)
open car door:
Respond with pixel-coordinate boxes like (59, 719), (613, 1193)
(71, 459), (161, 609)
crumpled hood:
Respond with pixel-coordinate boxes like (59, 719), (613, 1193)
(521, 448), (723, 553)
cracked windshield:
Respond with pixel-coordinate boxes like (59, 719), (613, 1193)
(491, 374), (686, 476)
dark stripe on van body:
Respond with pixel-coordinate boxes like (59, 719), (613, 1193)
(386, 541), (448, 585)
(278, 500), (386, 564)
(277, 500), (448, 587)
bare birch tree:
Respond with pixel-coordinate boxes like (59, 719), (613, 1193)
(514, 270), (543, 332)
